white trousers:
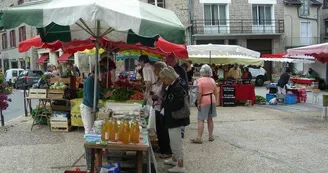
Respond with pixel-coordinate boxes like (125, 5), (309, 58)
(80, 104), (94, 134)
(277, 86), (286, 95)
(168, 127), (184, 161)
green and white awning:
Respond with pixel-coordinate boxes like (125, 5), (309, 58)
(0, 0), (186, 44)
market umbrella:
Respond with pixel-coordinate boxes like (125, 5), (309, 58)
(18, 35), (62, 53)
(286, 43), (328, 63)
(187, 44), (261, 65)
(0, 0), (186, 113)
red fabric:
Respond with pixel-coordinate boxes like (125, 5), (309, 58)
(18, 35), (62, 53)
(36, 54), (49, 65)
(219, 84), (256, 105)
(290, 78), (316, 86)
(58, 53), (72, 63)
(242, 72), (248, 78)
(155, 37), (188, 59)
(305, 53), (328, 63)
(261, 53), (286, 58)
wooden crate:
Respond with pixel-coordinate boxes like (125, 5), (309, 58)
(29, 89), (47, 99)
(48, 89), (65, 99)
(50, 116), (71, 132)
(50, 77), (71, 85)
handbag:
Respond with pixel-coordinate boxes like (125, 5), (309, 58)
(171, 87), (190, 119)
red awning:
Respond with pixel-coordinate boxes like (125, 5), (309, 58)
(58, 53), (72, 63)
(261, 53), (286, 58)
(36, 54), (49, 65)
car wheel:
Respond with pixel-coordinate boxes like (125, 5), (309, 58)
(255, 76), (265, 86)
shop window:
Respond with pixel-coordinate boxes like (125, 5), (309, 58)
(2, 33), (7, 49)
(9, 30), (16, 47)
(19, 26), (26, 42)
(228, 39), (238, 45)
(124, 58), (135, 71)
(148, 0), (165, 8)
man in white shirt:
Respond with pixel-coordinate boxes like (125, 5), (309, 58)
(138, 55), (157, 98)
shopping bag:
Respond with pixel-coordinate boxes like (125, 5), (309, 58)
(147, 106), (156, 135)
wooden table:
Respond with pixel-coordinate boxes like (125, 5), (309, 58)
(84, 133), (150, 173)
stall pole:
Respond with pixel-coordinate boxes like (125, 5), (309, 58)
(106, 52), (110, 88)
(92, 20), (101, 115)
(0, 109), (4, 126)
(209, 51), (212, 64)
(24, 88), (28, 117)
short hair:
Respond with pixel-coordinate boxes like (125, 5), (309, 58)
(159, 66), (179, 80)
(200, 64), (213, 77)
(138, 55), (150, 63)
(153, 61), (167, 71)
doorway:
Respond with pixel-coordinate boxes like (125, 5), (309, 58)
(300, 21), (312, 46)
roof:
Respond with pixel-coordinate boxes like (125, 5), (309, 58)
(284, 0), (322, 6)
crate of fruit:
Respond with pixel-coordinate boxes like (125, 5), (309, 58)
(28, 89), (48, 99)
(50, 115), (71, 132)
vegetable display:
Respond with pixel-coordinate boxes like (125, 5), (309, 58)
(49, 82), (68, 90)
(111, 87), (132, 102)
(130, 91), (144, 100)
(256, 95), (266, 103)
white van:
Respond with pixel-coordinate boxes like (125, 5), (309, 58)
(5, 68), (24, 86)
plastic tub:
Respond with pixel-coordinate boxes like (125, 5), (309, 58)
(285, 94), (297, 104)
(266, 93), (276, 102)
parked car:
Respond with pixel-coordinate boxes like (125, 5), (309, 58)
(15, 70), (44, 89)
(5, 68), (24, 86)
(248, 66), (267, 86)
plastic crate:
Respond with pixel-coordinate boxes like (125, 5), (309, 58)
(285, 94), (297, 104)
(266, 93), (276, 102)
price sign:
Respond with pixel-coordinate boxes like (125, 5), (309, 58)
(222, 85), (236, 107)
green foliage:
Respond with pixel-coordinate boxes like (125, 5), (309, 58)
(111, 87), (133, 102)
(256, 95), (266, 103)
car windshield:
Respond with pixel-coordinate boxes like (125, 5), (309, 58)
(28, 71), (43, 77)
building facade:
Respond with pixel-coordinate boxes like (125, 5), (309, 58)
(0, 0), (39, 73)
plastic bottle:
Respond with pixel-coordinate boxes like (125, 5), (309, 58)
(118, 119), (125, 142)
(131, 120), (140, 144)
(122, 119), (131, 144)
(110, 118), (119, 142)
(105, 120), (112, 141)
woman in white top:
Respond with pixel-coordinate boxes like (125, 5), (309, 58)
(152, 61), (172, 159)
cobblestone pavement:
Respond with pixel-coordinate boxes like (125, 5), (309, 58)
(0, 105), (327, 173)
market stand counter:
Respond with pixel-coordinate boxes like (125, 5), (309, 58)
(85, 132), (150, 173)
(219, 84), (256, 106)
(290, 77), (316, 86)
(70, 99), (144, 127)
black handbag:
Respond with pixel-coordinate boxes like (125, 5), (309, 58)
(170, 87), (190, 119)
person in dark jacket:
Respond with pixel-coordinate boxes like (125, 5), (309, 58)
(160, 66), (190, 173)
(277, 68), (291, 95)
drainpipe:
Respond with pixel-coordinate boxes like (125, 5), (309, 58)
(188, 0), (193, 45)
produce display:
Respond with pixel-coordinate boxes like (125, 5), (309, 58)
(49, 82), (68, 90)
(256, 95), (266, 104)
(129, 91), (144, 100)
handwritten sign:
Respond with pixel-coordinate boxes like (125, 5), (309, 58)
(222, 85), (236, 107)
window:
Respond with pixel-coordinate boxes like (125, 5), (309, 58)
(204, 4), (227, 25)
(12, 71), (18, 77)
(299, 0), (309, 16)
(324, 0), (328, 8)
(2, 33), (7, 49)
(18, 0), (24, 5)
(325, 20), (328, 36)
(19, 26), (26, 42)
(148, 0), (165, 8)
(228, 39), (238, 45)
(252, 5), (272, 25)
(9, 30), (16, 47)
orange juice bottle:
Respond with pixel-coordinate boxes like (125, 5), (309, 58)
(105, 120), (112, 141)
(118, 119), (125, 142)
(131, 120), (140, 144)
(110, 118), (119, 142)
(101, 121), (107, 141)
(122, 120), (130, 144)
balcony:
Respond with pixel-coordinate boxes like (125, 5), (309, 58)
(191, 19), (284, 36)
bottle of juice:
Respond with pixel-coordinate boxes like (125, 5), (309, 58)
(118, 119), (125, 142)
(131, 120), (140, 144)
(110, 118), (119, 142)
(105, 119), (112, 141)
(122, 120), (131, 144)
(101, 121), (107, 141)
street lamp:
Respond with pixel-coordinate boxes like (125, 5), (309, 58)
(285, 14), (293, 46)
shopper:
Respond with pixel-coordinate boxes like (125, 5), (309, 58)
(138, 55), (157, 98)
(165, 55), (188, 138)
(160, 66), (190, 173)
(80, 65), (111, 134)
(152, 61), (172, 159)
(277, 68), (291, 95)
(191, 64), (217, 144)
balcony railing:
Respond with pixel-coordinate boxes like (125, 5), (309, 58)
(191, 19), (284, 35)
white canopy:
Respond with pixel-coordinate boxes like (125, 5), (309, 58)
(187, 44), (261, 58)
(261, 58), (315, 64)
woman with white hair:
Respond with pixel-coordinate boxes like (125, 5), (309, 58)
(160, 66), (190, 173)
(191, 64), (217, 144)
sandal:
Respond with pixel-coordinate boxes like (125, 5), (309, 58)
(209, 136), (215, 142)
(190, 138), (203, 144)
(160, 154), (172, 159)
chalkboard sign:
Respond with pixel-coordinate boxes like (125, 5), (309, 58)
(222, 85), (236, 107)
